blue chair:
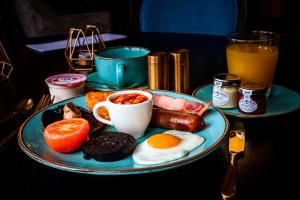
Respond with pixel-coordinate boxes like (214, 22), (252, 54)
(139, 0), (246, 36)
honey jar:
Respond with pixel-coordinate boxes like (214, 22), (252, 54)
(212, 73), (240, 109)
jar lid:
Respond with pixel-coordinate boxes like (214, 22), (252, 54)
(45, 73), (86, 87)
(213, 73), (240, 86)
(239, 82), (268, 94)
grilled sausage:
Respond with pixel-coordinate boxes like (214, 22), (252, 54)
(150, 108), (205, 132)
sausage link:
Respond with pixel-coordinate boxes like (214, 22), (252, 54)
(150, 108), (205, 132)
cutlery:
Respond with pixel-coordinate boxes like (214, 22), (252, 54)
(221, 119), (245, 199)
(0, 94), (54, 153)
(0, 98), (33, 126)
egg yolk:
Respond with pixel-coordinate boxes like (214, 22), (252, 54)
(147, 134), (181, 149)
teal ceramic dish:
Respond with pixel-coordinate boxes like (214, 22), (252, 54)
(85, 72), (120, 91)
(192, 84), (300, 118)
(18, 90), (229, 175)
(85, 72), (148, 91)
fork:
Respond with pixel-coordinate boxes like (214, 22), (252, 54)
(33, 94), (54, 113)
(221, 119), (246, 199)
(0, 94), (54, 153)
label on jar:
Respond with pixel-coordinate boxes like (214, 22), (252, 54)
(214, 80), (222, 89)
(242, 90), (252, 101)
(239, 90), (257, 113)
(239, 99), (258, 113)
(213, 88), (230, 106)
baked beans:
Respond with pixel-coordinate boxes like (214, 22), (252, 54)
(111, 93), (148, 105)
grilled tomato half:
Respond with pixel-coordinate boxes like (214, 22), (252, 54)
(44, 118), (90, 153)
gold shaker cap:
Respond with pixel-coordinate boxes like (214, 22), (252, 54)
(148, 51), (168, 63)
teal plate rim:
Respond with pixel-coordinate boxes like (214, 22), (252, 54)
(18, 90), (229, 175)
(192, 84), (300, 119)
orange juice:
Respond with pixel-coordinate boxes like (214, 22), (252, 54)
(226, 43), (279, 90)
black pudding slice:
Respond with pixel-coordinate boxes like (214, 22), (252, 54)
(82, 131), (136, 162)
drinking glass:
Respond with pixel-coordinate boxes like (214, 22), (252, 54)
(226, 31), (280, 97)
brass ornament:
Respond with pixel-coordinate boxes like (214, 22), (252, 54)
(64, 25), (106, 72)
(0, 41), (13, 79)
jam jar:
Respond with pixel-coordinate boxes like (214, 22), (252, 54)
(212, 73), (240, 109)
(238, 83), (267, 115)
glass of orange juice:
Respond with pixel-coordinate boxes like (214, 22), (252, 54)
(226, 31), (280, 97)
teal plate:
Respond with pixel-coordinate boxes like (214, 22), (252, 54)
(193, 84), (300, 118)
(18, 90), (229, 175)
(85, 72), (147, 91)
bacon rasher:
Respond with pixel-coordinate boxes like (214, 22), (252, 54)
(151, 93), (211, 117)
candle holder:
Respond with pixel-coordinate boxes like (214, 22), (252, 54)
(64, 25), (106, 73)
(0, 41), (13, 79)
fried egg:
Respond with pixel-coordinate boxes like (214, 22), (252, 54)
(132, 130), (205, 165)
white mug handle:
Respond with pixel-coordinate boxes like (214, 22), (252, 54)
(93, 101), (113, 126)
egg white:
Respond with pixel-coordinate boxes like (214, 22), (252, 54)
(132, 130), (205, 165)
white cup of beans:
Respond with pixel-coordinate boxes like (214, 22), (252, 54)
(93, 90), (153, 139)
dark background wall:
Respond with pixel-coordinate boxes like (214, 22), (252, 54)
(246, 0), (300, 32)
(1, 0), (300, 46)
(0, 0), (131, 43)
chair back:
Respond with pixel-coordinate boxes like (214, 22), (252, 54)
(140, 0), (242, 36)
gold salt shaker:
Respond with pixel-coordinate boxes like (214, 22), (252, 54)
(147, 52), (169, 90)
(170, 49), (190, 93)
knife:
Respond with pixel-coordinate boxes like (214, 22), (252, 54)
(221, 119), (246, 199)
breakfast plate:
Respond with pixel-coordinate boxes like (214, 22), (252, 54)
(18, 90), (229, 175)
(85, 72), (147, 91)
(192, 84), (300, 118)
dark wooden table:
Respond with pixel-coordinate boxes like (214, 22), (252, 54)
(1, 32), (299, 199)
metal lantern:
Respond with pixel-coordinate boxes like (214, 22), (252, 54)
(84, 25), (106, 54)
(64, 25), (106, 73)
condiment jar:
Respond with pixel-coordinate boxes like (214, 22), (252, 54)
(238, 82), (267, 115)
(212, 73), (240, 109)
(45, 73), (86, 103)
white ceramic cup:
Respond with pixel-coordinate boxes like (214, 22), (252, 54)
(93, 90), (153, 139)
